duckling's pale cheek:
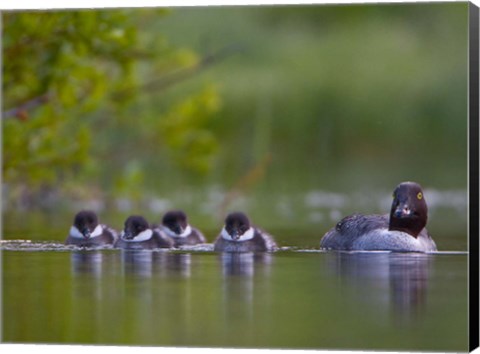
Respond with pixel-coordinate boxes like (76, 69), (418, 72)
(90, 225), (103, 238)
(221, 227), (232, 240)
(166, 225), (191, 238)
(136, 229), (153, 241)
(69, 226), (84, 239)
(163, 226), (178, 238)
(122, 229), (153, 242)
(221, 227), (255, 242)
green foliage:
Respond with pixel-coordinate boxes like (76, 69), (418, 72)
(3, 10), (143, 187)
(2, 9), (222, 207)
(159, 85), (221, 175)
(113, 160), (145, 202)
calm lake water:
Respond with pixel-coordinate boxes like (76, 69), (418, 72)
(1, 243), (468, 351)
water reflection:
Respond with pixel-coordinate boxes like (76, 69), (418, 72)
(69, 251), (118, 341)
(70, 251), (120, 295)
(162, 252), (192, 278)
(219, 252), (273, 341)
(220, 252), (273, 277)
(5, 247), (467, 348)
(121, 249), (155, 278)
(116, 250), (197, 342)
(118, 250), (194, 278)
(71, 250), (104, 277)
(324, 252), (433, 324)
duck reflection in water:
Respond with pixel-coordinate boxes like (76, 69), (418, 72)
(71, 250), (104, 277)
(325, 252), (432, 324)
(163, 252), (192, 278)
(121, 249), (155, 278)
(219, 252), (273, 338)
(70, 250), (112, 334)
(120, 250), (193, 278)
(220, 252), (272, 277)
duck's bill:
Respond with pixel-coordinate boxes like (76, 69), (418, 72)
(394, 204), (412, 218)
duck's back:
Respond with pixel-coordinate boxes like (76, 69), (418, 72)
(320, 214), (437, 252)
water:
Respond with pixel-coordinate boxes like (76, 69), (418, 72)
(1, 242), (468, 351)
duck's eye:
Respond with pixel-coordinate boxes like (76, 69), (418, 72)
(417, 192), (423, 200)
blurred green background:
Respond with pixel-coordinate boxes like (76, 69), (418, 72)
(2, 3), (469, 248)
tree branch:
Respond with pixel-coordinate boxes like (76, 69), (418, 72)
(112, 43), (244, 101)
(2, 93), (52, 120)
(218, 153), (272, 217)
(2, 44), (244, 120)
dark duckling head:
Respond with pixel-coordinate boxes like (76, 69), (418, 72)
(73, 210), (99, 239)
(224, 212), (251, 241)
(123, 215), (150, 240)
(162, 210), (188, 235)
(389, 182), (428, 238)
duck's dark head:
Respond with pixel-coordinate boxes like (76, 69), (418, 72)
(389, 182), (428, 238)
(73, 210), (99, 239)
(123, 215), (150, 240)
(162, 210), (188, 235)
(224, 212), (251, 241)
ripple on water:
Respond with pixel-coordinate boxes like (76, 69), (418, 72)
(0, 239), (467, 255)
(175, 243), (215, 252)
(0, 240), (113, 252)
(293, 249), (467, 255)
(0, 240), (216, 253)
